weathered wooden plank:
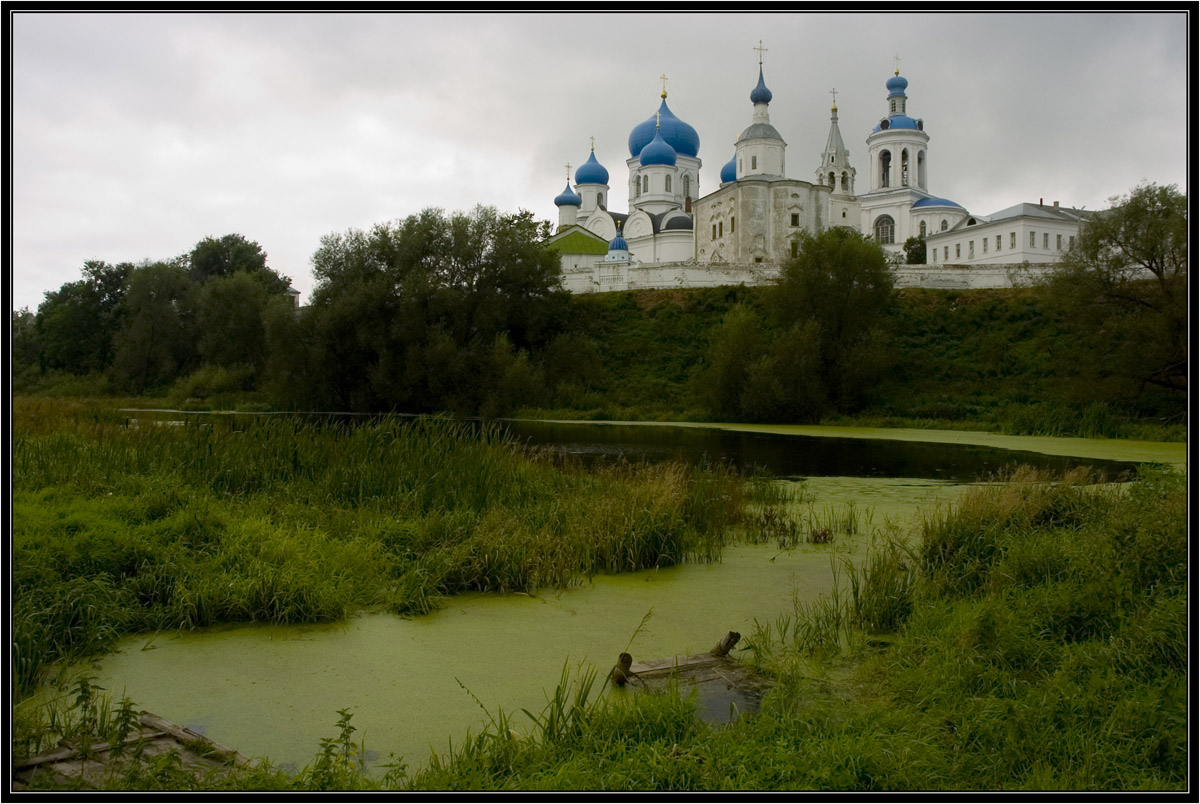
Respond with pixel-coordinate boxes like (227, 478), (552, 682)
(138, 711), (249, 765)
(12, 711), (251, 790)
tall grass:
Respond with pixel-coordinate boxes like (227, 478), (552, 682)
(12, 399), (754, 699)
(15, 468), (1186, 791)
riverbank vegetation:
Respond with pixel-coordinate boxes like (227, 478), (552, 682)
(16, 466), (1186, 791)
(12, 184), (1186, 440)
(12, 398), (754, 703)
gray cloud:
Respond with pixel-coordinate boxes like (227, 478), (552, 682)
(11, 11), (1187, 312)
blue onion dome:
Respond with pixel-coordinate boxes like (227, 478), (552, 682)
(886, 71), (908, 97)
(575, 150), (609, 185)
(553, 181), (581, 207)
(750, 67), (773, 104)
(911, 197), (963, 209)
(639, 127), (677, 166)
(609, 226), (628, 251)
(873, 115), (923, 132)
(628, 98), (700, 158)
(720, 153), (737, 183)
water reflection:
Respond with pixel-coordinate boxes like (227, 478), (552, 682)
(501, 421), (1140, 483)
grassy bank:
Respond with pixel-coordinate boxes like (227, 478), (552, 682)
(12, 397), (754, 703)
(17, 466), (1185, 790)
(396, 467), (1186, 791)
(522, 286), (1185, 441)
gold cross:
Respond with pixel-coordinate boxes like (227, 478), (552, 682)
(893, 54), (901, 74)
(589, 135), (595, 151)
(830, 87), (838, 106)
(754, 40), (768, 66)
(565, 163), (571, 180)
(660, 73), (668, 97)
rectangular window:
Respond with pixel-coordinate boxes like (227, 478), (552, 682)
(1069, 235), (1075, 248)
(712, 224), (717, 239)
(791, 241), (798, 257)
(1030, 231), (1036, 248)
(1056, 234), (1062, 250)
(718, 221), (723, 237)
(983, 238), (988, 254)
(955, 244), (960, 259)
(968, 241), (974, 258)
(996, 235), (1002, 250)
(751, 155), (757, 170)
(790, 213), (799, 226)
(730, 217), (735, 233)
(1010, 232), (1016, 249)
(944, 246), (949, 260)
(1043, 233), (1049, 249)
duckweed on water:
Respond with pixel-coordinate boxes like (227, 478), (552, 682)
(12, 399), (752, 700)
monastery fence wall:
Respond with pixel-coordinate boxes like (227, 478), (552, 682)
(562, 261), (1058, 294)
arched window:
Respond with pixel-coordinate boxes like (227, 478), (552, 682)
(841, 171), (849, 192)
(901, 149), (910, 187)
(828, 172), (836, 188)
(879, 150), (891, 188)
(940, 219), (948, 231)
(917, 151), (926, 188)
(682, 174), (690, 199)
(597, 192), (603, 208)
(665, 174), (672, 193)
(874, 215), (895, 244)
(919, 220), (927, 237)
(633, 177), (639, 198)
(751, 155), (757, 170)
(642, 175), (649, 193)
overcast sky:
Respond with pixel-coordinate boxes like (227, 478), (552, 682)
(10, 11), (1189, 312)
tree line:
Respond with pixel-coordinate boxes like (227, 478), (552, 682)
(11, 184), (1186, 424)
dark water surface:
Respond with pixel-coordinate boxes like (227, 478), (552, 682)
(500, 421), (1140, 483)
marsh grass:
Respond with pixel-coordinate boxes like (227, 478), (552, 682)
(400, 466), (1186, 790)
(13, 399), (753, 699)
(18, 463), (1187, 790)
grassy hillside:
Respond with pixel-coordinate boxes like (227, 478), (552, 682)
(528, 285), (1184, 441)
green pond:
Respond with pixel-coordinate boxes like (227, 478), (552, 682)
(73, 424), (1183, 774)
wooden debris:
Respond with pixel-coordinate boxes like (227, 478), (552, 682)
(12, 711), (252, 790)
(614, 631), (771, 723)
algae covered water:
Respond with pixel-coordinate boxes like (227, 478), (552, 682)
(78, 425), (1179, 773)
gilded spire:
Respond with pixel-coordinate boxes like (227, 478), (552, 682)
(660, 73), (668, 98)
(754, 39), (768, 67)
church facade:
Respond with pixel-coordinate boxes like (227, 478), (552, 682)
(548, 60), (1083, 293)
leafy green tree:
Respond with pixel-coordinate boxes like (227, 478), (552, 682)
(12, 308), (40, 384)
(693, 304), (771, 421)
(295, 206), (566, 413)
(195, 272), (272, 370)
(35, 261), (132, 374)
(261, 299), (319, 408)
(903, 235), (927, 265)
(188, 233), (288, 291)
(769, 226), (896, 407)
(110, 261), (198, 392)
(1045, 183), (1187, 399)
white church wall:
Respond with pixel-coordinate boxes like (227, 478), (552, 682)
(564, 261), (1061, 295)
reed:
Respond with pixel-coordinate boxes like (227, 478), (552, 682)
(13, 400), (752, 698)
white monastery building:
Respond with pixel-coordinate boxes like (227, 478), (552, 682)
(548, 56), (1088, 293)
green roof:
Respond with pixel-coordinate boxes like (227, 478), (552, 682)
(548, 229), (609, 256)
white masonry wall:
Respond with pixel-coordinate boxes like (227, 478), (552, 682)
(560, 261), (1063, 294)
